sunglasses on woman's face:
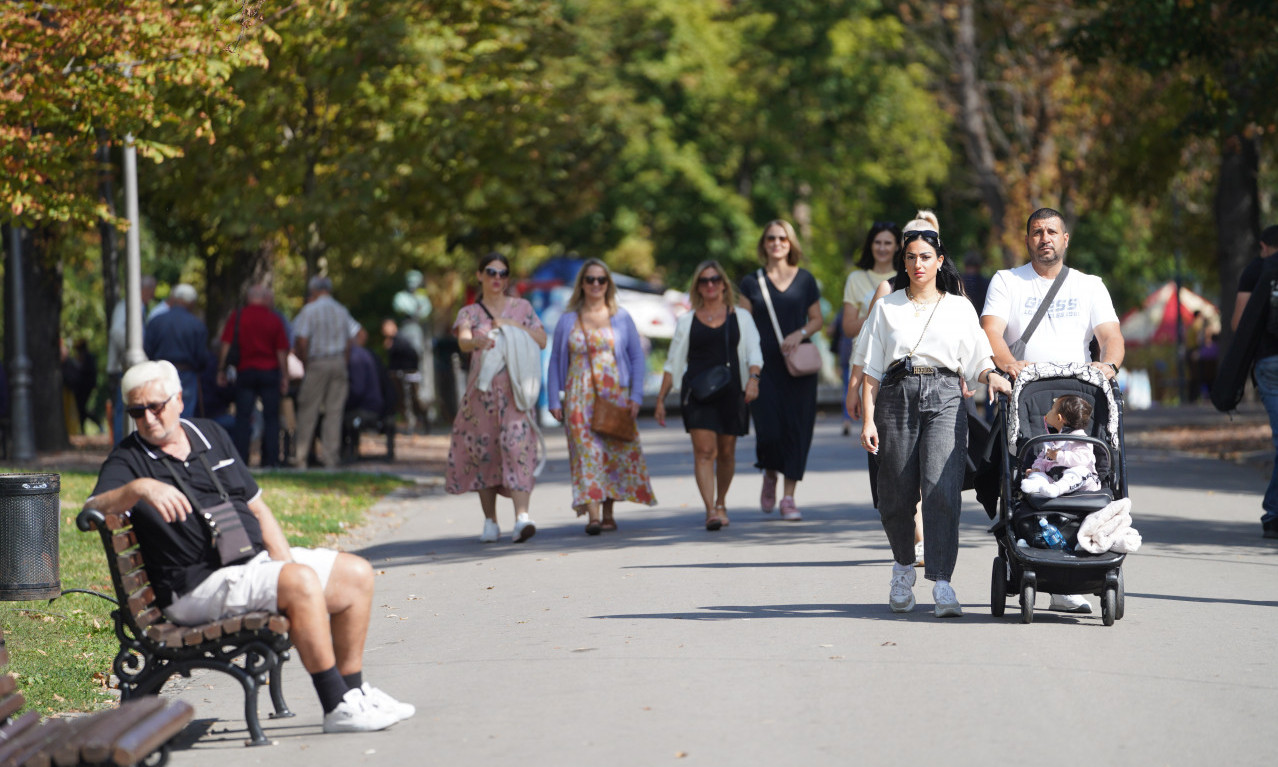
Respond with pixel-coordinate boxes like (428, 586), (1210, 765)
(484, 267), (509, 279)
(765, 234), (788, 243)
(697, 274), (724, 285)
(125, 393), (174, 420)
(583, 275), (609, 286)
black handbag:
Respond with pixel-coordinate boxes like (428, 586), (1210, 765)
(687, 313), (735, 403)
(164, 455), (257, 566)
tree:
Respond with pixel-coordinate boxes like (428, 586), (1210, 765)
(1067, 0), (1278, 331)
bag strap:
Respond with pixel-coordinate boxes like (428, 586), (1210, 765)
(577, 315), (604, 398)
(476, 300), (496, 321)
(756, 270), (786, 344)
(1014, 265), (1070, 352)
(160, 451), (231, 511)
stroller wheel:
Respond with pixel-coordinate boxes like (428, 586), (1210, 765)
(1020, 582), (1035, 624)
(1115, 569), (1126, 621)
(990, 557), (1007, 617)
(1102, 586), (1117, 626)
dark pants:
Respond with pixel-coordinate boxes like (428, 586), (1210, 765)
(874, 373), (966, 581)
(234, 368), (282, 467)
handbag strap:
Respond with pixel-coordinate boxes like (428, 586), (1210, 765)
(576, 315), (607, 399)
(756, 270), (787, 344)
(160, 452), (231, 511)
(1015, 265), (1070, 351)
(476, 300), (496, 321)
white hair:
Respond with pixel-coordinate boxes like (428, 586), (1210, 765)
(902, 209), (940, 235)
(121, 360), (182, 400)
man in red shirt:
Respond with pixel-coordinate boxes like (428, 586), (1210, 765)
(218, 284), (290, 467)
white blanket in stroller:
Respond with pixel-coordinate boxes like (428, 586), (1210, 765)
(1076, 497), (1142, 554)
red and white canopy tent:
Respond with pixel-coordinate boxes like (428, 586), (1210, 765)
(1119, 282), (1221, 346)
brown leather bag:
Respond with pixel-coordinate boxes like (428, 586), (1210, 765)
(580, 317), (638, 441)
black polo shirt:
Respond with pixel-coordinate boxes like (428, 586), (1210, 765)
(89, 419), (266, 608)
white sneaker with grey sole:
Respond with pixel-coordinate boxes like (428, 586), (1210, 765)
(889, 563), (916, 613)
(513, 515), (537, 543)
(932, 580), (963, 618)
(1047, 593), (1092, 613)
(323, 688), (400, 733)
(361, 683), (415, 721)
(480, 519), (499, 543)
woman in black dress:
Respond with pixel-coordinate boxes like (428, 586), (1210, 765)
(738, 220), (823, 521)
(656, 260), (763, 530)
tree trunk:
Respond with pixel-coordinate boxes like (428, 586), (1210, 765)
(1215, 132), (1260, 343)
(952, 0), (1012, 267)
(4, 226), (69, 452)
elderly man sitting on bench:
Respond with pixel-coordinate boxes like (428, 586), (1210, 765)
(83, 360), (413, 733)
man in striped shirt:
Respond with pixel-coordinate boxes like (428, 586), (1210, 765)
(292, 276), (356, 468)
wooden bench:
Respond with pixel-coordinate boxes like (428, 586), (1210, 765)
(0, 629), (193, 766)
(340, 410), (396, 463)
(76, 508), (295, 746)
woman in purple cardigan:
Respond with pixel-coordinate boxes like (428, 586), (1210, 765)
(548, 259), (657, 534)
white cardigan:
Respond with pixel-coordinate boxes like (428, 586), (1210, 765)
(476, 325), (543, 413)
(664, 307), (764, 391)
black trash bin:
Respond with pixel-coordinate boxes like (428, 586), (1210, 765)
(0, 473), (61, 601)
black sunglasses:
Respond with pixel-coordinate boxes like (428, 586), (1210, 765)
(125, 393), (174, 420)
(902, 229), (941, 244)
(697, 274), (724, 285)
(484, 267), (509, 278)
(583, 275), (609, 286)
(765, 234), (788, 242)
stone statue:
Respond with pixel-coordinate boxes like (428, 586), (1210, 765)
(391, 270), (436, 422)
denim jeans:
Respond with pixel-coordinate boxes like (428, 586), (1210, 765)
(873, 373), (966, 581)
(1254, 355), (1278, 522)
(234, 368), (283, 467)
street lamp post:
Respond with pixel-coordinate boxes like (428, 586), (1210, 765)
(6, 227), (37, 461)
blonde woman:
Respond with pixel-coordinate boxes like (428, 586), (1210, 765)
(655, 261), (763, 530)
(737, 220), (823, 521)
(547, 259), (657, 534)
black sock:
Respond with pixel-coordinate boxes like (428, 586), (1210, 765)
(311, 666), (349, 714)
(342, 671), (363, 691)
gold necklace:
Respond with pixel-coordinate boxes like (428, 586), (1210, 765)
(905, 288), (940, 317)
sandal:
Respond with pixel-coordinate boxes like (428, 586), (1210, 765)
(585, 520), (603, 536)
(600, 519), (618, 532)
(705, 511), (723, 531)
(714, 505), (730, 528)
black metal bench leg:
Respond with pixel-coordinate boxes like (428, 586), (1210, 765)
(235, 668), (271, 746)
(267, 655), (294, 719)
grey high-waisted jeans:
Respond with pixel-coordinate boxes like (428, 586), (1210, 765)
(873, 371), (966, 581)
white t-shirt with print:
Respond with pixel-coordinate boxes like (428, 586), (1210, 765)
(981, 263), (1118, 363)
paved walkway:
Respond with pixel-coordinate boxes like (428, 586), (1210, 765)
(162, 410), (1276, 766)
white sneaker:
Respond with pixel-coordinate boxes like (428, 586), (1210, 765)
(323, 688), (400, 733)
(914, 541), (925, 567)
(1048, 593), (1092, 613)
(513, 514), (537, 543)
(480, 519), (499, 543)
(360, 683), (415, 721)
(889, 563), (916, 613)
(932, 580), (963, 618)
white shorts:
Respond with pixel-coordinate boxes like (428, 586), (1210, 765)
(164, 547), (339, 626)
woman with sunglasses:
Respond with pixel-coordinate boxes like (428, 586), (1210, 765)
(445, 253), (548, 544)
(547, 259), (656, 534)
(737, 220), (823, 521)
(654, 260), (763, 530)
(856, 228), (1011, 617)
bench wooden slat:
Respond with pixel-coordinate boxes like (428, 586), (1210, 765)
(110, 530), (138, 554)
(104, 700), (194, 766)
(125, 587), (156, 618)
(119, 570), (148, 594)
(133, 607), (163, 631)
(242, 613), (268, 631)
(0, 688), (25, 722)
(143, 624), (183, 647)
(219, 615), (243, 634)
(200, 622), (224, 642)
(0, 716), (66, 767)
(73, 697), (168, 764)
(0, 648), (6, 668)
(102, 513), (130, 532)
(0, 709), (41, 746)
(268, 614), (290, 634)
(114, 550), (146, 575)
(0, 674), (16, 699)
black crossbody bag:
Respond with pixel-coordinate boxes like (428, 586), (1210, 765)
(163, 455), (257, 566)
(686, 312), (736, 404)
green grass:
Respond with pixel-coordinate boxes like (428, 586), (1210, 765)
(0, 468), (409, 716)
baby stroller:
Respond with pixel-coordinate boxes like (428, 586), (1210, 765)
(988, 362), (1127, 626)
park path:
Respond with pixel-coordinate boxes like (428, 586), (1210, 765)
(152, 408), (1276, 767)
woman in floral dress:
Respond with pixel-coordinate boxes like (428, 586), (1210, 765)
(446, 253), (547, 544)
(547, 259), (657, 534)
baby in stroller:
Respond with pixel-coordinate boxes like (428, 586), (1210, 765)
(1020, 394), (1101, 499)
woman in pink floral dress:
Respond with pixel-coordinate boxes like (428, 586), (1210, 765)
(547, 259), (657, 534)
(446, 253), (547, 544)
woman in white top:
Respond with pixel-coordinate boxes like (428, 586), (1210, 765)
(655, 260), (764, 530)
(857, 228), (1011, 618)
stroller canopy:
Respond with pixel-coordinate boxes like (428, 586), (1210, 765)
(1007, 362), (1120, 451)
